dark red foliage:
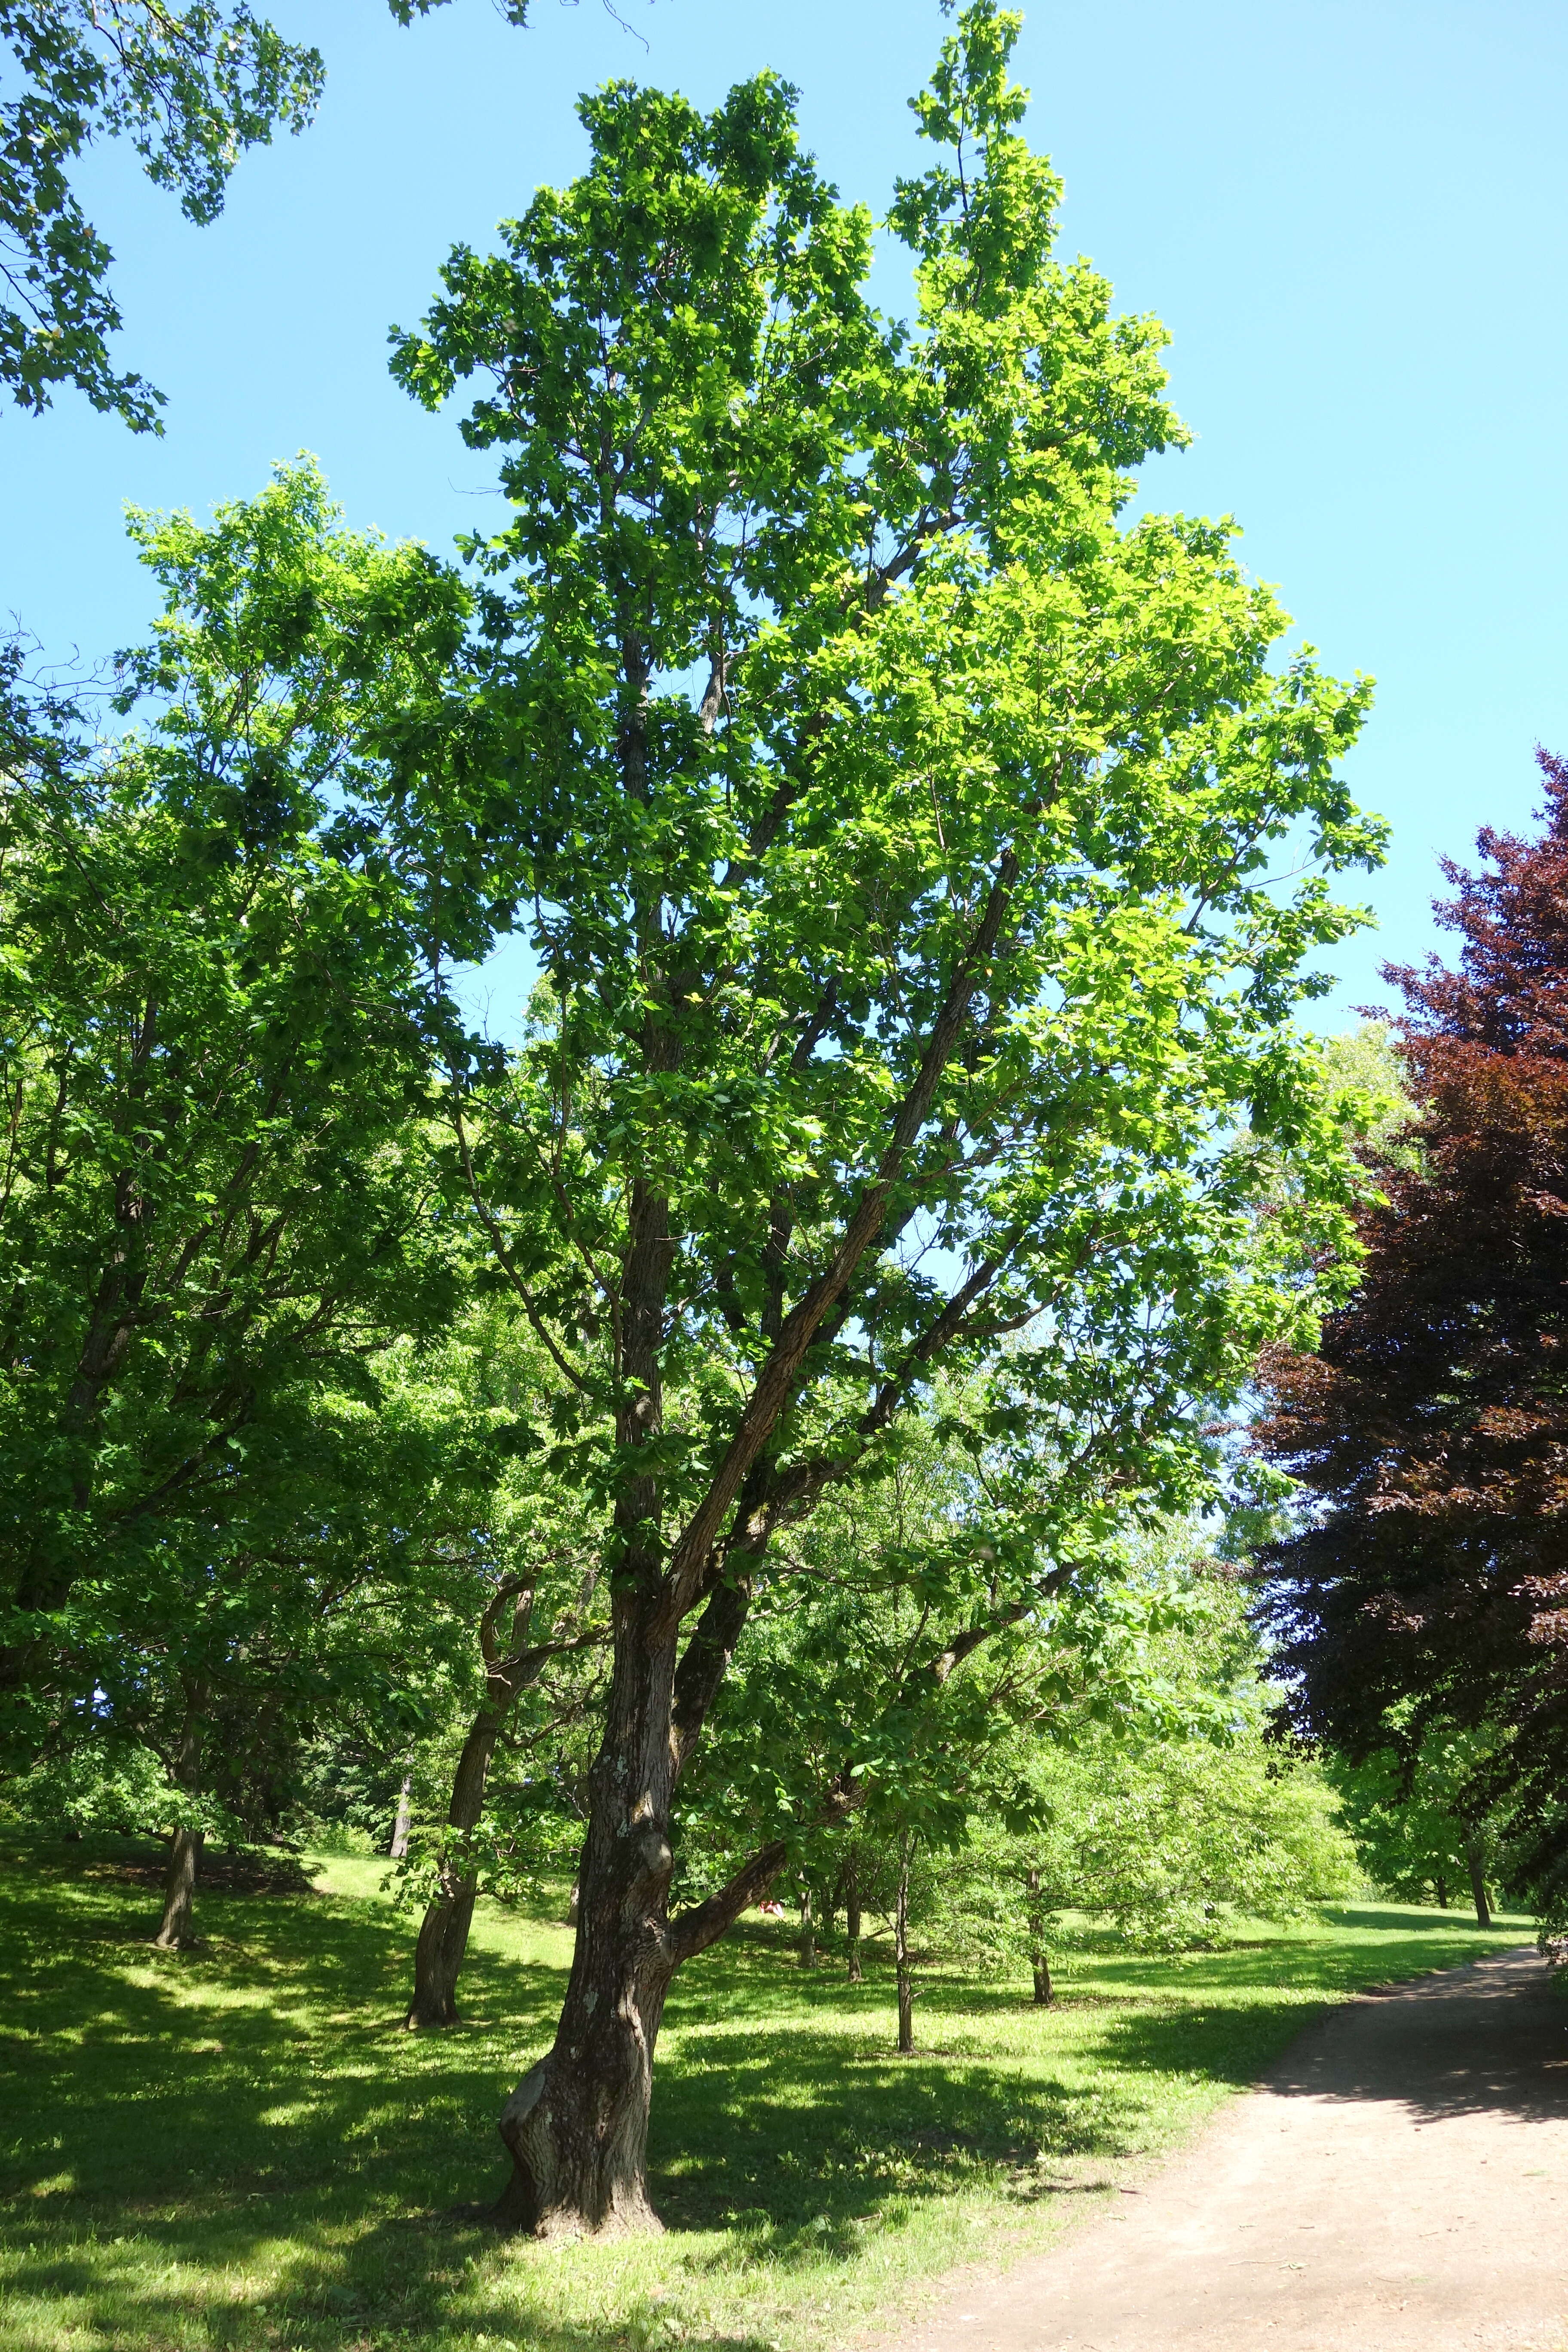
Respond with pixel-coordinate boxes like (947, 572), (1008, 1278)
(1256, 750), (1568, 1913)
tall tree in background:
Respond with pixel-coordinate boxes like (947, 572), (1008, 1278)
(389, 1), (1380, 2234)
(1258, 747), (1568, 1939)
(0, 465), (468, 1736)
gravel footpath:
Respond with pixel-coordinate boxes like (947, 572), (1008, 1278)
(890, 1945), (1568, 2352)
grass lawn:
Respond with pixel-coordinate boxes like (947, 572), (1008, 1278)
(0, 1836), (1534, 2352)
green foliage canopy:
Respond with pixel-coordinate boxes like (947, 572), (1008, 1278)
(388, 0), (1385, 1766)
(0, 0), (323, 426)
(0, 465), (471, 1744)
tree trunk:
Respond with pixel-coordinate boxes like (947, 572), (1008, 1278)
(490, 1531), (786, 2236)
(152, 1678), (208, 1949)
(154, 1824), (203, 1949)
(407, 1712), (503, 2027)
(408, 1582), (548, 2030)
(895, 1831), (915, 2055)
(846, 1854), (863, 1984)
(389, 1775), (413, 1860)
(1435, 1874), (1450, 1909)
(492, 1585), (682, 2236)
(1027, 1866), (1053, 2006)
(799, 1884), (815, 1968)
(1462, 1827), (1493, 1928)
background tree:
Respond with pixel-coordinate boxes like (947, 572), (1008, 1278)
(1257, 747), (1568, 1948)
(387, 0), (1380, 2233)
(0, 464), (469, 1740)
(937, 1550), (1355, 1988)
(671, 1401), (1173, 2050)
(18, 1320), (527, 1947)
(1325, 1719), (1501, 1924)
(401, 1364), (608, 2031)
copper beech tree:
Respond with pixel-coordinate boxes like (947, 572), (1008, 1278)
(1258, 748), (1568, 1941)
(389, 3), (1381, 2232)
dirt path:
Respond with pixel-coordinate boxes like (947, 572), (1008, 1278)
(891, 1946), (1568, 2352)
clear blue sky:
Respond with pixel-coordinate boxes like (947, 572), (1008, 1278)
(7, 0), (1566, 1031)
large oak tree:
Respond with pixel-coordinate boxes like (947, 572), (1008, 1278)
(386, 1), (1382, 2233)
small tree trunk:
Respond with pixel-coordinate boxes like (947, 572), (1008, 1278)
(153, 1678), (208, 1949)
(1027, 1863), (1054, 2006)
(407, 1716), (503, 2028)
(895, 1830), (915, 2055)
(1462, 1827), (1493, 1928)
(799, 1884), (815, 1968)
(1435, 1874), (1450, 1909)
(154, 1825), (203, 1949)
(407, 1584), (542, 2030)
(389, 1775), (413, 1860)
(846, 1854), (863, 1984)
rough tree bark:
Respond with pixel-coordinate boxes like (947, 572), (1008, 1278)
(490, 1445), (800, 2231)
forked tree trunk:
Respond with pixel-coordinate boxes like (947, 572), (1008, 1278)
(389, 1775), (413, 1860)
(845, 1855), (863, 1984)
(493, 1591), (683, 2236)
(895, 1831), (915, 2055)
(1026, 1865), (1054, 2006)
(491, 1528), (787, 2236)
(1461, 1827), (1493, 1928)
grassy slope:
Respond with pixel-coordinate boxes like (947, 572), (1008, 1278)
(0, 1838), (1532, 2352)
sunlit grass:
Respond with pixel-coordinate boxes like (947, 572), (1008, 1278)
(0, 1836), (1531, 2351)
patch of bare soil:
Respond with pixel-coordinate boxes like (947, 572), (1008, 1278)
(881, 1948), (1568, 2352)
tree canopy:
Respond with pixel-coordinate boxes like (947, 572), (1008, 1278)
(1257, 747), (1568, 1942)
(0, 465), (469, 1739)
(0, 0), (644, 429)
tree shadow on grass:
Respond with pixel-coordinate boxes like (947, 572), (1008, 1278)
(4, 1857), (1515, 2351)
